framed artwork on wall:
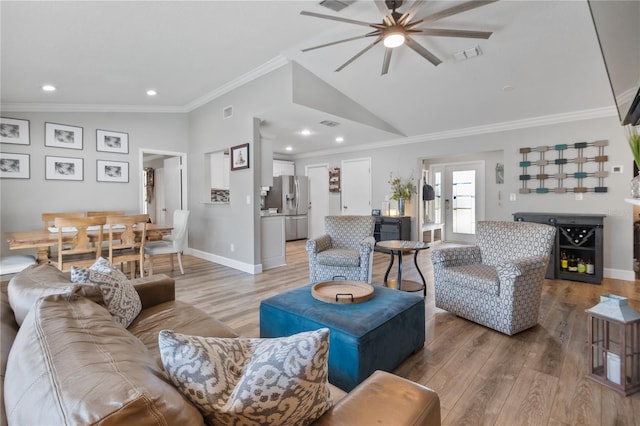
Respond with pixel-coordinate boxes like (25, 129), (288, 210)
(0, 152), (30, 179)
(0, 117), (30, 145)
(230, 143), (249, 171)
(97, 160), (129, 183)
(96, 129), (129, 154)
(45, 155), (83, 181)
(45, 122), (83, 150)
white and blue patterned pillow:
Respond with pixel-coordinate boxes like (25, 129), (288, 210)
(158, 328), (333, 426)
(71, 257), (141, 327)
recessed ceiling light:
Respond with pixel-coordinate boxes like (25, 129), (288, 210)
(301, 129), (311, 136)
(501, 85), (515, 92)
(41, 84), (56, 92)
(285, 146), (293, 151)
(146, 89), (158, 96)
(335, 136), (344, 143)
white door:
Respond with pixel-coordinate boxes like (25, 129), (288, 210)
(341, 158), (371, 215)
(442, 162), (485, 243)
(164, 156), (182, 215)
(306, 164), (329, 239)
(155, 168), (166, 226)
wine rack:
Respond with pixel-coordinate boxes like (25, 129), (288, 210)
(513, 212), (605, 284)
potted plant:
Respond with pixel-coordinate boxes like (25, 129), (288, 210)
(388, 173), (417, 216)
(628, 125), (640, 198)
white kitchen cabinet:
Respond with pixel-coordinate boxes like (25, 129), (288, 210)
(261, 215), (286, 270)
(273, 160), (295, 177)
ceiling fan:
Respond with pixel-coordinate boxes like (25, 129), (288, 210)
(300, 0), (497, 75)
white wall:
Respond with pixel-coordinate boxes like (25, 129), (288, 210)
(295, 115), (633, 279)
(187, 65), (291, 270)
(0, 111), (188, 256)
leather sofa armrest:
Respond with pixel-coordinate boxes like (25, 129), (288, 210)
(313, 371), (440, 426)
(130, 274), (175, 309)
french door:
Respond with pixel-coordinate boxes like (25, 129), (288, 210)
(430, 162), (485, 243)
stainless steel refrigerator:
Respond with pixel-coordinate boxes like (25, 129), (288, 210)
(266, 175), (309, 241)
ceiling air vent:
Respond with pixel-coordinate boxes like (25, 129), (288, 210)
(223, 105), (233, 119)
(319, 120), (340, 127)
(319, 0), (356, 12)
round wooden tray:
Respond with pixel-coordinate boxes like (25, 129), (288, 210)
(311, 280), (374, 304)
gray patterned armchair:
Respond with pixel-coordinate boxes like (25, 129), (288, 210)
(431, 221), (556, 335)
(305, 216), (376, 284)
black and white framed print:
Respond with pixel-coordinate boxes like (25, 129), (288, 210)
(96, 129), (129, 154)
(0, 117), (30, 145)
(45, 122), (83, 150)
(45, 155), (83, 181)
(0, 152), (30, 179)
(97, 160), (129, 183)
(230, 143), (249, 171)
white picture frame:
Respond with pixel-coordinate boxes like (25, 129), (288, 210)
(45, 155), (83, 181)
(0, 152), (30, 179)
(45, 122), (83, 150)
(0, 117), (30, 145)
(97, 159), (129, 183)
(96, 129), (129, 154)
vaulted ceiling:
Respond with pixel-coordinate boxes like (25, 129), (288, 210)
(0, 1), (621, 155)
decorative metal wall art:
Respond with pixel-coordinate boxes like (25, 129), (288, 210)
(519, 140), (608, 194)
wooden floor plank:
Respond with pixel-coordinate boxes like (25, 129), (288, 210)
(495, 369), (558, 426)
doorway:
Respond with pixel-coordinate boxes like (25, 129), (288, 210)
(139, 149), (188, 225)
(341, 157), (372, 216)
(306, 163), (329, 239)
(422, 161), (485, 244)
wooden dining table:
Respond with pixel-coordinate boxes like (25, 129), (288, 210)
(5, 224), (173, 264)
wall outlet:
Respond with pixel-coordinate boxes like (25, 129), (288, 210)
(246, 195), (251, 205)
(230, 243), (235, 252)
(509, 193), (517, 201)
(575, 193), (583, 201)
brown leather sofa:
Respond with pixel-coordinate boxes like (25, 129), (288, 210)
(1, 264), (440, 426)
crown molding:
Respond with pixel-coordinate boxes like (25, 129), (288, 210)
(184, 55), (289, 112)
(1, 55), (290, 114)
(0, 102), (188, 113)
(293, 105), (619, 159)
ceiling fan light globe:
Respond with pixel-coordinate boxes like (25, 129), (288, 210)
(383, 32), (405, 48)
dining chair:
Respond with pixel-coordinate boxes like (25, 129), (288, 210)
(145, 210), (190, 275)
(106, 214), (148, 278)
(87, 210), (125, 218)
(42, 212), (85, 231)
(50, 216), (106, 271)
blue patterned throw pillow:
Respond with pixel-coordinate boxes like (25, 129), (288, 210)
(158, 328), (333, 426)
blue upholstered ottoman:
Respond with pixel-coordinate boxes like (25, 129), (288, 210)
(259, 284), (425, 391)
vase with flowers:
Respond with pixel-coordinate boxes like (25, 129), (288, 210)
(388, 172), (417, 216)
(628, 125), (640, 198)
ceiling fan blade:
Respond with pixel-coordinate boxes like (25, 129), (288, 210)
(405, 36), (442, 66)
(399, 0), (428, 25)
(422, 0), (497, 23)
(381, 47), (393, 75)
(302, 33), (380, 52)
(335, 36), (383, 72)
(374, 0), (395, 25)
(411, 28), (492, 39)
(300, 10), (374, 27)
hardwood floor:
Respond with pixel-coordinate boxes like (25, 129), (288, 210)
(8, 241), (637, 425)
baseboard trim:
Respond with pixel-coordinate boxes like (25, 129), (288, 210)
(604, 268), (636, 281)
(187, 248), (262, 275)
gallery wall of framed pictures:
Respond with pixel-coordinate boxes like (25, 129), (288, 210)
(0, 116), (131, 183)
